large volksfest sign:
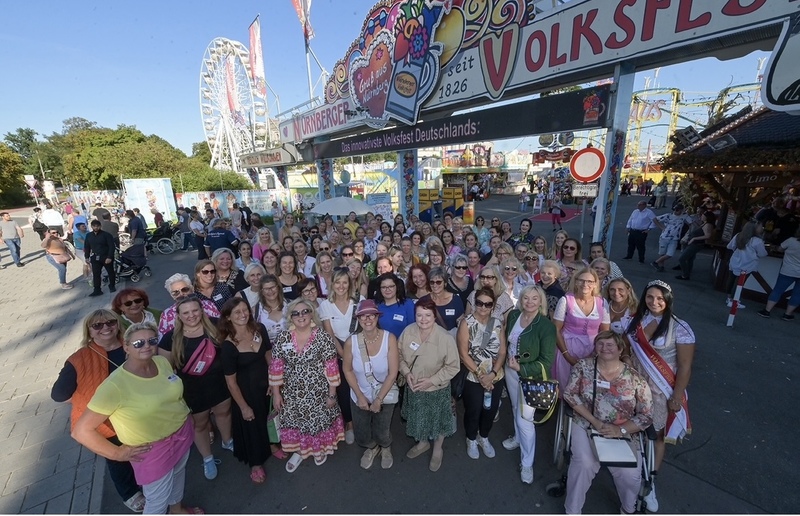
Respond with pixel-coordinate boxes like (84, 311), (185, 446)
(279, 0), (800, 144)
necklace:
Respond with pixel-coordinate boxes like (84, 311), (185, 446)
(609, 302), (627, 314)
(363, 330), (380, 348)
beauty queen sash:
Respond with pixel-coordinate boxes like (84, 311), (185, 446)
(632, 323), (691, 443)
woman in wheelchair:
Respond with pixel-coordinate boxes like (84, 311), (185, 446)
(563, 331), (653, 514)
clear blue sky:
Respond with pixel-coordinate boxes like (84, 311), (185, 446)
(0, 0), (770, 156)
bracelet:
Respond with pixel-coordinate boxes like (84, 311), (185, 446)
(561, 350), (569, 356)
(490, 370), (497, 376)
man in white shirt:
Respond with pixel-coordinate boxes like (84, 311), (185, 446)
(623, 200), (656, 263)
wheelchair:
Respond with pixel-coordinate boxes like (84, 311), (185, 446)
(546, 400), (657, 513)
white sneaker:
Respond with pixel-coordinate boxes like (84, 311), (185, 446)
(345, 429), (355, 445)
(726, 298), (746, 309)
(477, 436), (496, 458)
(644, 484), (659, 512)
(520, 465), (534, 484)
(502, 435), (520, 450)
(466, 438), (479, 459)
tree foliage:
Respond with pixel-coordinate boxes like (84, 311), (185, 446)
(0, 143), (29, 207)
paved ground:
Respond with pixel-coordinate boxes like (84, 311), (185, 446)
(0, 193), (796, 514)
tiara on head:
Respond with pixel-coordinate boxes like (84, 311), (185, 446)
(646, 279), (672, 293)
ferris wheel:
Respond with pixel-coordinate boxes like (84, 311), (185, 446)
(199, 37), (268, 174)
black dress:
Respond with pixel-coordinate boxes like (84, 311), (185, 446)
(159, 325), (229, 413)
(221, 323), (273, 467)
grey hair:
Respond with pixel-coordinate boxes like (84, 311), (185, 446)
(211, 247), (239, 271)
(428, 266), (448, 281)
(244, 263), (266, 278)
(164, 273), (192, 292)
(451, 253), (468, 268)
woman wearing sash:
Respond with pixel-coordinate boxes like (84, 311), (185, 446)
(626, 280), (695, 513)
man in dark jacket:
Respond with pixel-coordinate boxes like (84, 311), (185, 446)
(84, 220), (116, 296)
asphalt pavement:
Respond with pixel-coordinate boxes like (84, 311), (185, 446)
(0, 193), (795, 514)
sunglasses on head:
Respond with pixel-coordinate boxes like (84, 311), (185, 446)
(475, 299), (494, 308)
(130, 336), (158, 349)
(90, 320), (118, 330)
(200, 268), (216, 275)
(123, 298), (144, 307)
(290, 308), (313, 318)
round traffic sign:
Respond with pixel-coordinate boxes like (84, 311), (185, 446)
(569, 147), (606, 183)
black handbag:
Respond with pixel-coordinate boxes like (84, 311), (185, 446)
(519, 362), (559, 424)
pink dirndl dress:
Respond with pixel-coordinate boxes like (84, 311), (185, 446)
(552, 294), (607, 391)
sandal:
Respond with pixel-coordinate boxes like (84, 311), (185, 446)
(285, 452), (303, 473)
(123, 491), (145, 513)
(314, 453), (327, 466)
(250, 466), (266, 484)
(272, 448), (289, 460)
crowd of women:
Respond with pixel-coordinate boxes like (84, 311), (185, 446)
(52, 208), (699, 514)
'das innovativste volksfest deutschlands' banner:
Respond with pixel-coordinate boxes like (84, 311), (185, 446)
(123, 178), (177, 227)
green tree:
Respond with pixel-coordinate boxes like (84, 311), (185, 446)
(174, 158), (253, 191)
(0, 143), (30, 207)
(191, 141), (213, 165)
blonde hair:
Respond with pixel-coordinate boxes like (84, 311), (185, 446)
(549, 230), (569, 259)
(285, 298), (322, 331)
(169, 297), (219, 369)
(516, 285), (548, 316)
(499, 257), (522, 288)
(328, 268), (355, 303)
(82, 310), (123, 347)
(605, 277), (639, 313)
(211, 247), (238, 271)
(123, 322), (158, 345)
(568, 267), (601, 296)
(475, 264), (504, 298)
(388, 247), (407, 277)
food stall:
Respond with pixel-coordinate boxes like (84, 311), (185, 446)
(662, 106), (800, 304)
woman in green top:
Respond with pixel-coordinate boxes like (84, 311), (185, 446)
(501, 284), (557, 485)
(111, 288), (163, 329)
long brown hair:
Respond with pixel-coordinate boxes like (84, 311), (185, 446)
(170, 296), (219, 369)
(217, 297), (257, 344)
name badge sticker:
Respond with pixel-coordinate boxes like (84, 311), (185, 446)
(409, 342), (420, 351)
(283, 286), (293, 293)
(213, 294), (223, 301)
(167, 374), (179, 382)
(595, 380), (611, 389)
(393, 314), (404, 321)
(445, 309), (455, 316)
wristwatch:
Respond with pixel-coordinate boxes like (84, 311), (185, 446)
(620, 427), (628, 435)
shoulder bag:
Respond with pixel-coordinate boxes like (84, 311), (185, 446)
(182, 337), (217, 376)
(355, 333), (399, 404)
(452, 316), (497, 399)
(587, 358), (638, 467)
(519, 362), (559, 424)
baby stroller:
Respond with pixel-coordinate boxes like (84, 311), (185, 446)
(113, 244), (152, 283)
(147, 223), (176, 254)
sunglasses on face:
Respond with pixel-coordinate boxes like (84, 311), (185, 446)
(290, 308), (312, 318)
(130, 336), (159, 349)
(562, 246), (577, 250)
(90, 320), (118, 330)
(123, 298), (144, 307)
(504, 266), (518, 271)
(453, 265), (467, 270)
(480, 275), (497, 280)
(200, 269), (216, 275)
(341, 252), (354, 257)
(525, 256), (539, 261)
(320, 247), (330, 251)
(429, 279), (444, 285)
(475, 299), (494, 308)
